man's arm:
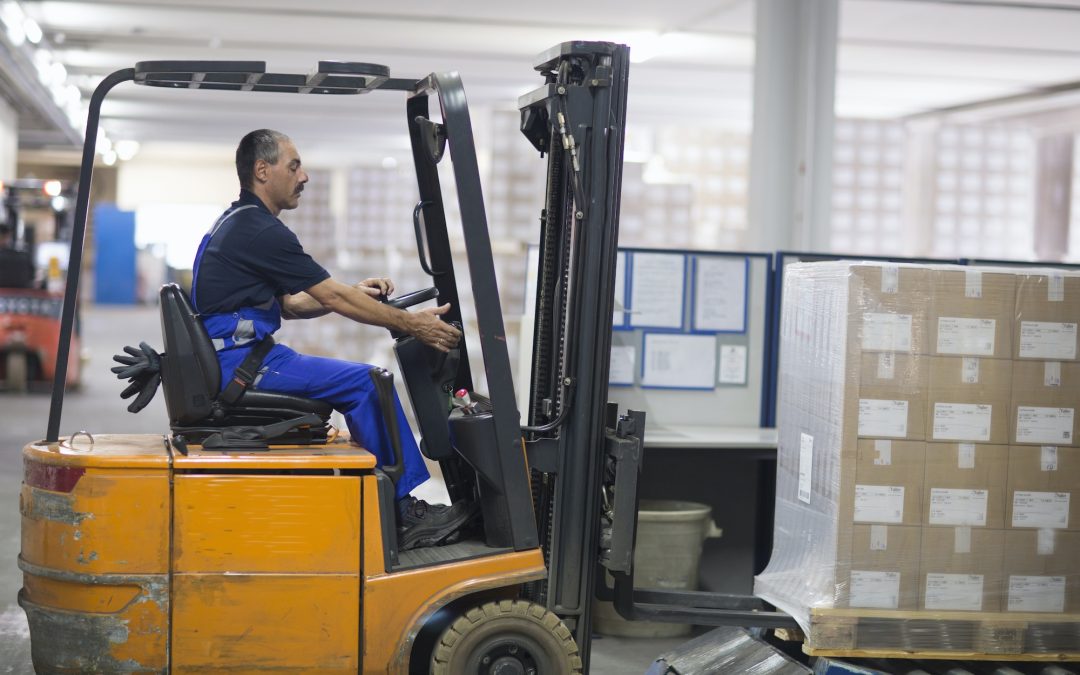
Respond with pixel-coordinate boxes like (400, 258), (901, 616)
(280, 277), (394, 321)
(303, 277), (462, 352)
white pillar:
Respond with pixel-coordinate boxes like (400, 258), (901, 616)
(747, 0), (839, 251)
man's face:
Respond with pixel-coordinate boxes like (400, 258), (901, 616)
(259, 139), (308, 212)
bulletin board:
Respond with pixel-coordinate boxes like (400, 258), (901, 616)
(519, 246), (773, 430)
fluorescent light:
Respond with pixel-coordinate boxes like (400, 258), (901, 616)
(23, 16), (39, 43)
(43, 180), (61, 196)
(115, 139), (140, 161)
(381, 156), (398, 169)
(48, 61), (66, 86)
(51, 196), (67, 211)
(102, 149), (117, 166)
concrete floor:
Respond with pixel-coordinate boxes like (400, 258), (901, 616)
(0, 303), (686, 673)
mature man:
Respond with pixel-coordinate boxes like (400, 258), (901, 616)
(191, 128), (471, 549)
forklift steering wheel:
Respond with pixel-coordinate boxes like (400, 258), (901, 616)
(384, 286), (439, 310)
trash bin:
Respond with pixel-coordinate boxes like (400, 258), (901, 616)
(593, 500), (722, 638)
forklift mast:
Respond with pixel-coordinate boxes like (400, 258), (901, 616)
(516, 41), (634, 667)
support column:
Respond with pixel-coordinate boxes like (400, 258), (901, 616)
(747, 0), (839, 251)
(1033, 133), (1073, 262)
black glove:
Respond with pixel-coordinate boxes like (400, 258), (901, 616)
(112, 342), (163, 413)
(111, 342), (161, 380)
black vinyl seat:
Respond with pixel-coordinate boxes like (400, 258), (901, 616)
(158, 283), (331, 444)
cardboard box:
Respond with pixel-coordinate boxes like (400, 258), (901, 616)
(1002, 530), (1080, 613)
(1006, 445), (1080, 531)
(926, 356), (1012, 445)
(919, 527), (1005, 612)
(923, 442), (1008, 529)
(851, 439), (925, 526)
(1014, 272), (1080, 362)
(1011, 361), (1080, 447)
(837, 524), (921, 610)
(854, 352), (927, 442)
(929, 269), (1016, 359)
(850, 264), (930, 355)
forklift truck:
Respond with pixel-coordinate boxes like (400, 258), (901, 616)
(20, 41), (794, 674)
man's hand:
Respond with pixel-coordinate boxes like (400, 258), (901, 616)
(408, 303), (462, 353)
(355, 277), (394, 298)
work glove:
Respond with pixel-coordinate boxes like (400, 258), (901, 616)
(111, 342), (163, 413)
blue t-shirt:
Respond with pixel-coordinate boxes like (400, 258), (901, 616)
(193, 190), (330, 314)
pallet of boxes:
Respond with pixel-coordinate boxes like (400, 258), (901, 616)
(755, 261), (1079, 661)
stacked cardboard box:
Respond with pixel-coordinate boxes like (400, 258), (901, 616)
(756, 261), (1080, 650)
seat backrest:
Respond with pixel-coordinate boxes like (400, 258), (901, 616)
(159, 283), (221, 425)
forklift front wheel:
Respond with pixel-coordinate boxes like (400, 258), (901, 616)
(431, 600), (582, 675)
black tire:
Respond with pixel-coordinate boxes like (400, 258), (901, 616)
(431, 600), (582, 675)
(6, 351), (27, 393)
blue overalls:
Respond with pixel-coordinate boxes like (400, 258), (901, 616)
(192, 204), (431, 498)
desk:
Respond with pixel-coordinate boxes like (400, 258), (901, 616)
(637, 425), (778, 597)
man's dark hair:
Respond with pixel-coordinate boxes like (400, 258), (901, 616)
(235, 129), (288, 190)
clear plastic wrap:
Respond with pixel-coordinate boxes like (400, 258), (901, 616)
(754, 261), (1080, 657)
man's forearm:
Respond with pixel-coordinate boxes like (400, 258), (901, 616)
(306, 279), (413, 332)
(281, 291), (332, 319)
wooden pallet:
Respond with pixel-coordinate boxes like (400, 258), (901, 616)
(804, 607), (1080, 661)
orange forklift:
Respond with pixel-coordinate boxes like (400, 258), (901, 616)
(19, 42), (643, 674)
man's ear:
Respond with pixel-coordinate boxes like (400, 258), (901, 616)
(253, 159), (269, 184)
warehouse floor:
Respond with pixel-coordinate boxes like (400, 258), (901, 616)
(0, 304), (685, 673)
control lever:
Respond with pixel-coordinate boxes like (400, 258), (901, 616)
(369, 367), (404, 485)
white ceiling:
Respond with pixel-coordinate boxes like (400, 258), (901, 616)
(17, 0), (1080, 163)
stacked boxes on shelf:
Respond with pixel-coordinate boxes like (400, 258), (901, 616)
(755, 261), (1079, 656)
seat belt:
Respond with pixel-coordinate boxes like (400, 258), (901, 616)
(219, 335), (275, 405)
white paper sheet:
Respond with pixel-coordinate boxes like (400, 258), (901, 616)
(718, 344), (748, 384)
(1008, 575), (1066, 612)
(854, 485), (905, 523)
(798, 433), (813, 504)
(613, 251), (627, 326)
(1016, 406), (1074, 445)
(933, 403), (992, 442)
(850, 570), (901, 609)
(937, 317), (996, 356)
(925, 573), (984, 611)
(609, 345), (635, 385)
(929, 488), (988, 526)
(858, 399), (909, 438)
(1012, 491), (1070, 529)
(630, 252), (685, 329)
(1019, 321), (1078, 360)
(693, 256), (747, 332)
(641, 333), (716, 389)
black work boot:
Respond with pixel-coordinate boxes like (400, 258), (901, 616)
(396, 497), (478, 551)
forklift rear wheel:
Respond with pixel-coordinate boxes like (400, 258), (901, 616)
(431, 600), (582, 675)
(6, 351), (27, 392)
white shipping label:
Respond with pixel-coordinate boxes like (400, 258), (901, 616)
(855, 485), (906, 524)
(1016, 406), (1074, 445)
(1045, 361), (1062, 387)
(1038, 528), (1056, 555)
(937, 317), (996, 356)
(877, 352), (895, 380)
(863, 313), (913, 352)
(870, 525), (888, 551)
(1012, 491), (1070, 529)
(929, 488), (989, 527)
(1042, 446), (1059, 471)
(1019, 321), (1078, 360)
(874, 439), (892, 466)
(958, 443), (976, 469)
(798, 433), (813, 504)
(1049, 272), (1065, 302)
(881, 264), (899, 294)
(965, 269), (983, 298)
(1008, 575), (1066, 613)
(850, 570), (901, 609)
(859, 399), (910, 438)
(961, 357), (980, 384)
(933, 403), (992, 442)
(925, 573), (984, 611)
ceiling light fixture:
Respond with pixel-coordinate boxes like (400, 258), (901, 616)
(102, 149), (117, 166)
(115, 139), (140, 161)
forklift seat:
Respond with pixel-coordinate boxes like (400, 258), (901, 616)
(158, 283), (331, 443)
